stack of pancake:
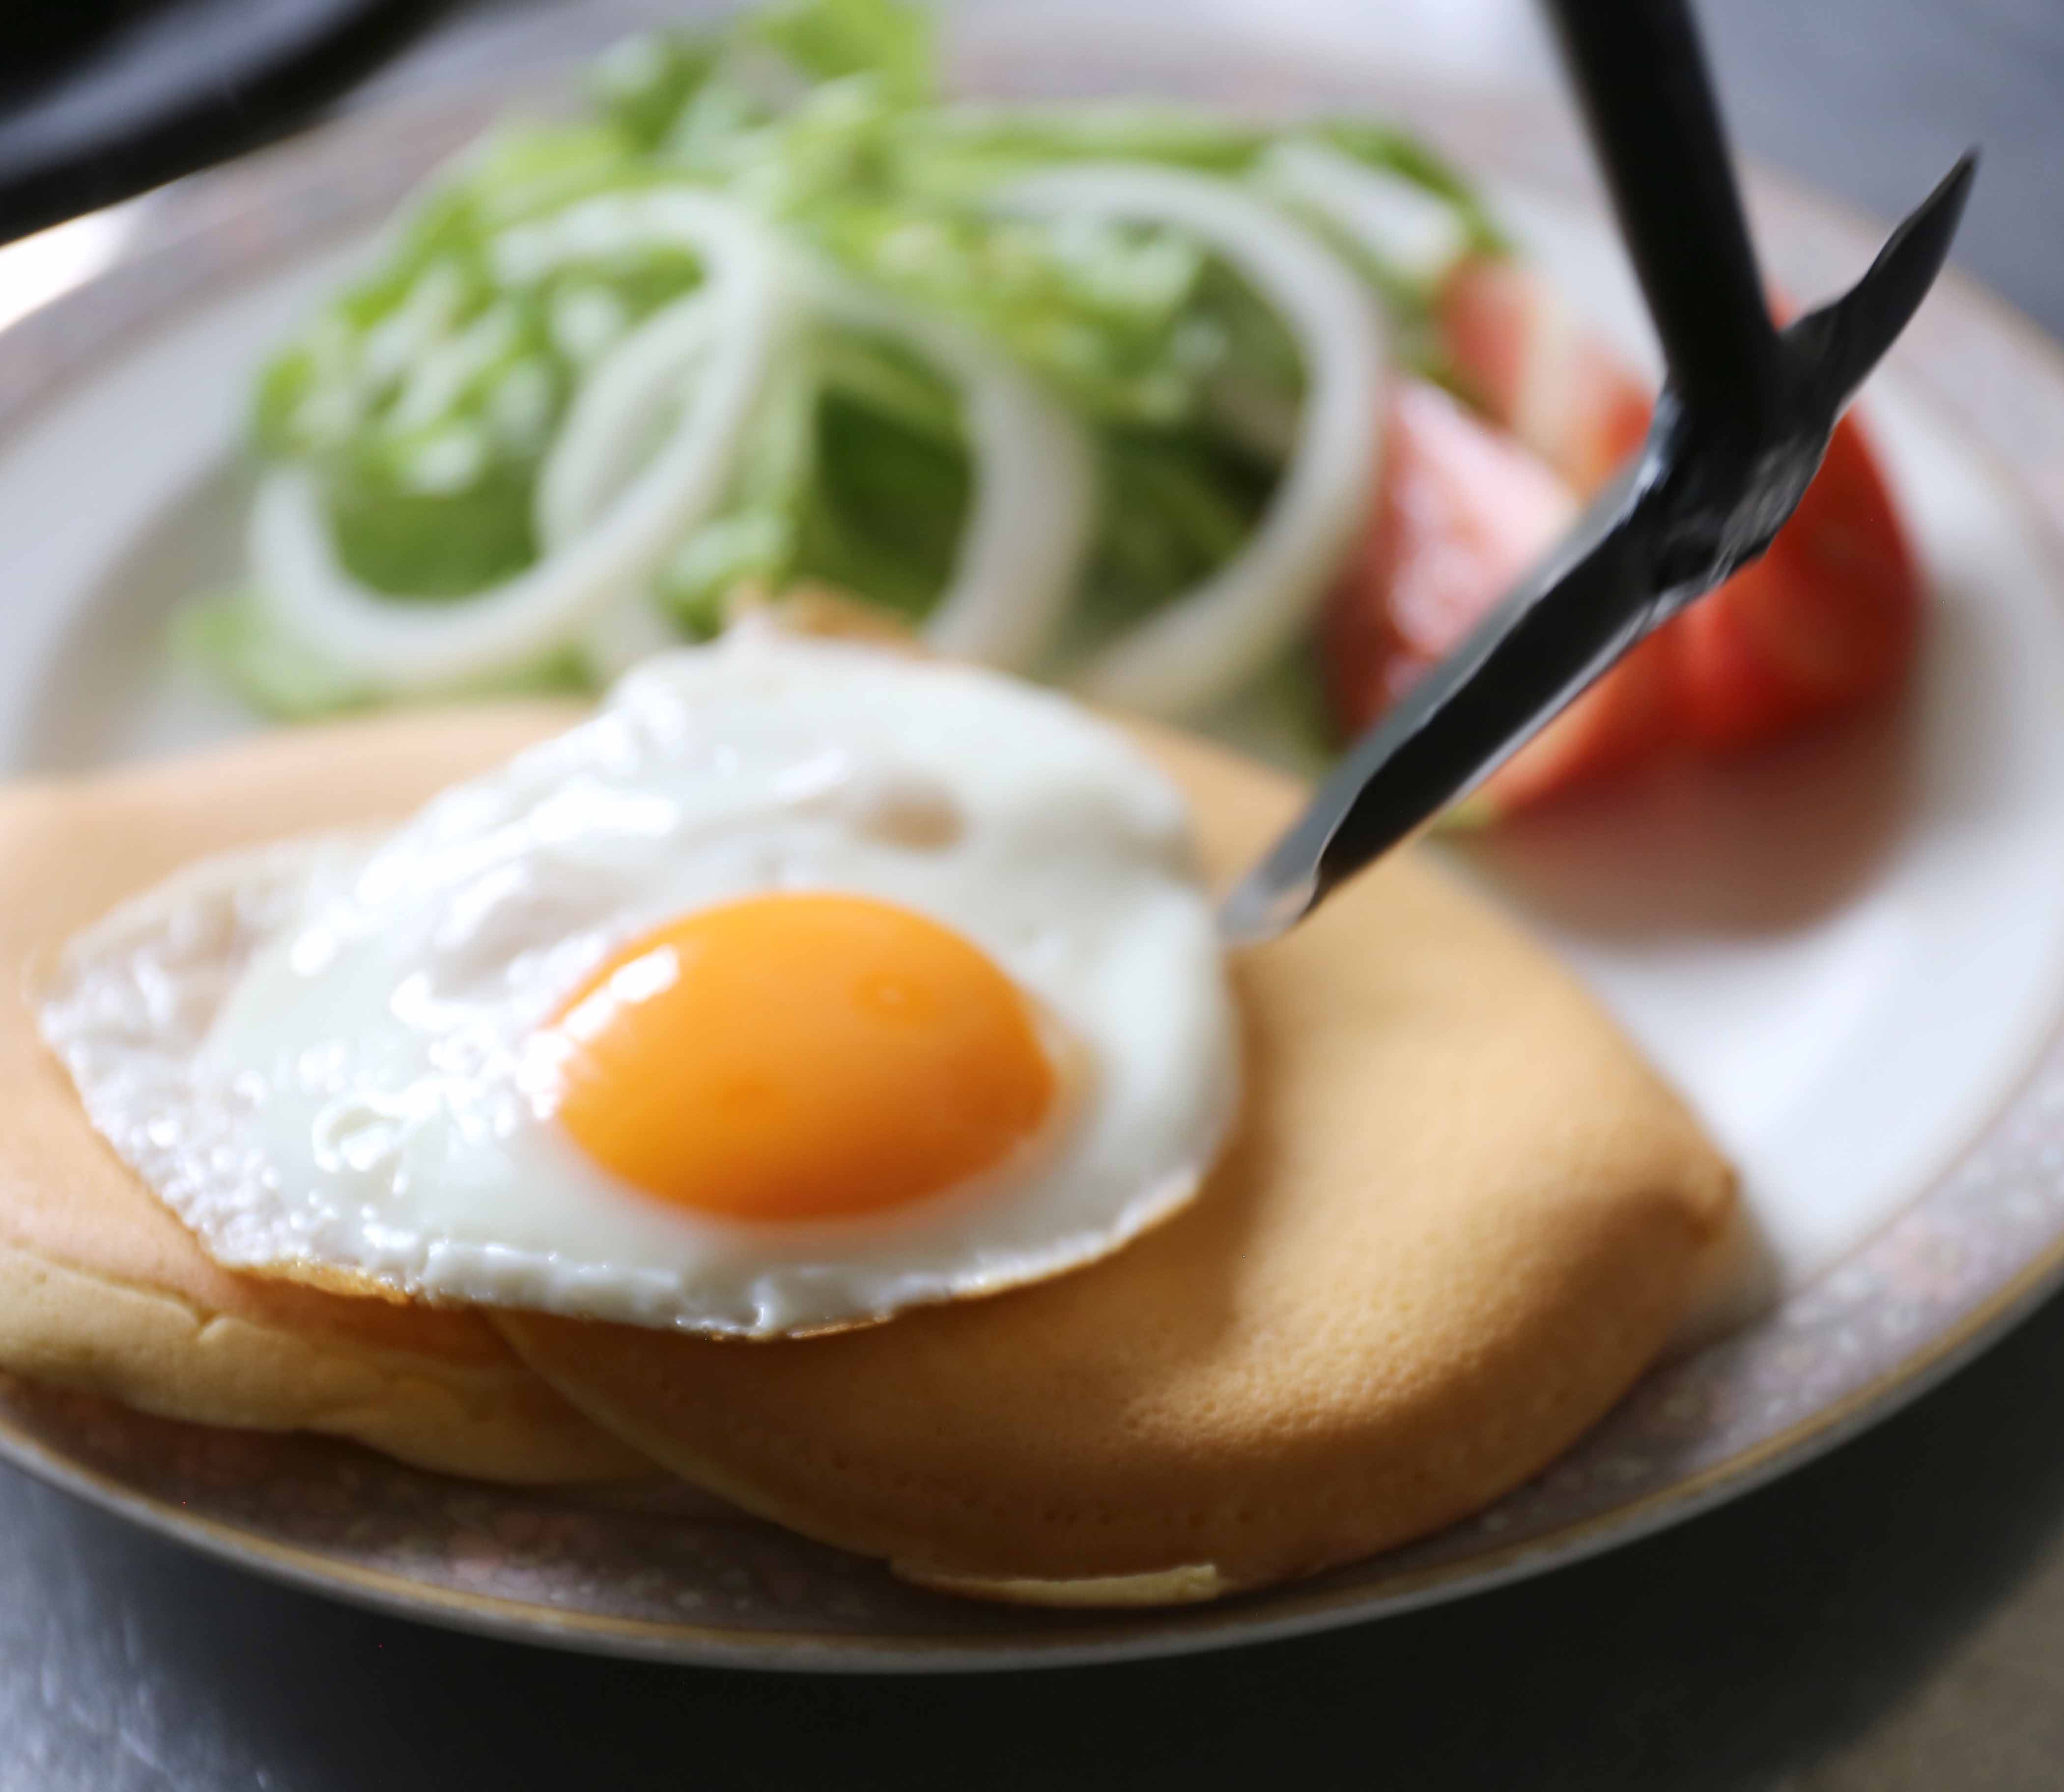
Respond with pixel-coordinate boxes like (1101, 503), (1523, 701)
(0, 705), (1731, 1604)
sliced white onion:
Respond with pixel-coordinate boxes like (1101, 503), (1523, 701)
(1003, 164), (1388, 719)
(534, 288), (720, 550)
(535, 280), (725, 678)
(250, 191), (789, 695)
(536, 258), (1094, 676)
(1255, 139), (1470, 289)
(802, 268), (1098, 673)
(578, 579), (689, 681)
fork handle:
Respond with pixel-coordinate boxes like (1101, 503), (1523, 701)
(0, 0), (450, 248)
(1542, 0), (1781, 438)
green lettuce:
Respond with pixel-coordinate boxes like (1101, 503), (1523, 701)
(195, 0), (1481, 760)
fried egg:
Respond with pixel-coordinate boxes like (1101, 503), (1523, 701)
(38, 629), (1238, 1336)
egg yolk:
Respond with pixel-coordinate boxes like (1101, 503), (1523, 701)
(545, 893), (1057, 1223)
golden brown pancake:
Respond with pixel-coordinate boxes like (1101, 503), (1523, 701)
(495, 727), (1735, 1602)
(0, 706), (650, 1484)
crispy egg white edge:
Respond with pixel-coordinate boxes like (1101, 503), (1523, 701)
(37, 635), (1242, 1337)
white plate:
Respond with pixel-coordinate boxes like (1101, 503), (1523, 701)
(4, 28), (2064, 1671)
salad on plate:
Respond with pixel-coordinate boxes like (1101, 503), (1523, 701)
(186, 0), (1920, 813)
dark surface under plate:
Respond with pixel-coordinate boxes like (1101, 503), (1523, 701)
(9, 0), (2064, 1785)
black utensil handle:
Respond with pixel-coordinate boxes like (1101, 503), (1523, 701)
(0, 0), (453, 248)
(1543, 0), (1781, 438)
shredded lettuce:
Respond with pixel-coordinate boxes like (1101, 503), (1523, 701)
(177, 585), (594, 717)
(741, 0), (935, 101)
(197, 0), (1486, 743)
(250, 122), (709, 602)
(656, 323), (969, 635)
(1084, 431), (1273, 636)
(178, 586), (374, 718)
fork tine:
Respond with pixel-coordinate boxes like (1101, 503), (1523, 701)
(1790, 151), (1978, 409)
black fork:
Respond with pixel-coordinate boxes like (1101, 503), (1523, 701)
(1221, 0), (1976, 943)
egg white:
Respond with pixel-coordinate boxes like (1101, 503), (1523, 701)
(39, 630), (1239, 1336)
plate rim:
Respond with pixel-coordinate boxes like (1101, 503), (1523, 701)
(7, 1211), (2064, 1674)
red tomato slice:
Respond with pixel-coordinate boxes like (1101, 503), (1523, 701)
(1474, 633), (1678, 817)
(1668, 414), (1921, 751)
(1322, 378), (1576, 733)
(1436, 253), (1652, 498)
(1322, 376), (1674, 815)
(1318, 252), (1924, 812)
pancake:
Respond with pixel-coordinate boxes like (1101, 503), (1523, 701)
(0, 706), (650, 1484)
(494, 726), (1735, 1602)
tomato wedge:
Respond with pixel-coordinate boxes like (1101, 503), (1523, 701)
(1319, 252), (1923, 814)
(1436, 252), (1652, 495)
(1475, 633), (1678, 815)
(1321, 376), (1675, 815)
(1668, 416), (1921, 751)
(1322, 378), (1576, 729)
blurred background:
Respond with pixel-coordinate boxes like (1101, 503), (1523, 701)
(0, 0), (2052, 334)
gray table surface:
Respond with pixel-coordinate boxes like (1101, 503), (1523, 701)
(7, 1), (2064, 1786)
